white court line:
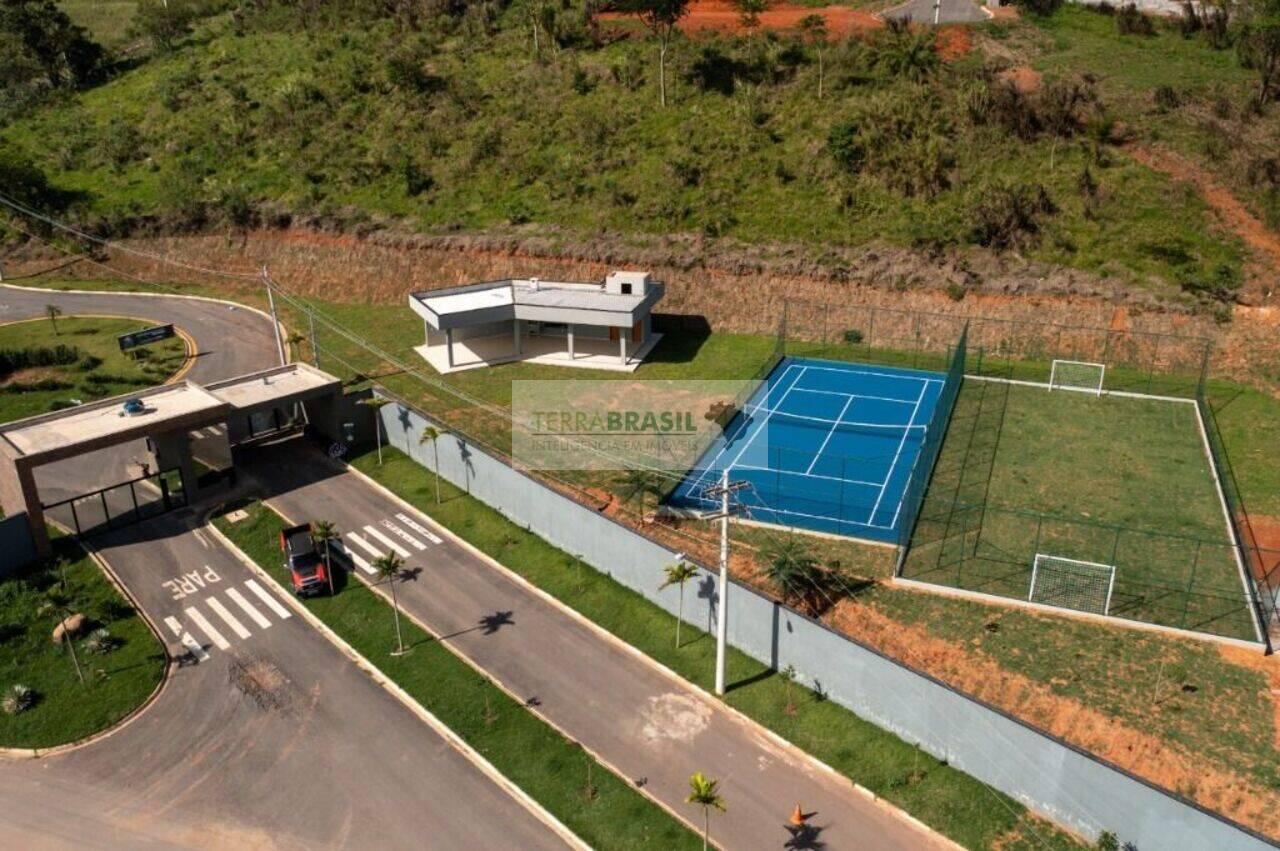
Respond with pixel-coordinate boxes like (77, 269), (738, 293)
(789, 387), (920, 405)
(395, 513), (443, 545)
(687, 363), (801, 493)
(244, 579), (292, 620)
(380, 518), (427, 551)
(721, 366), (809, 483)
(184, 606), (230, 650)
(206, 596), (251, 640)
(363, 525), (410, 558)
(743, 401), (928, 432)
(732, 464), (884, 489)
(225, 587), (272, 629)
(791, 363), (944, 384)
(806, 394), (855, 476)
(867, 381), (928, 526)
(336, 541), (376, 575)
(346, 532), (384, 560)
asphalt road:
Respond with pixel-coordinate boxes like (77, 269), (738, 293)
(0, 284), (571, 850)
(247, 440), (953, 851)
(0, 512), (569, 850)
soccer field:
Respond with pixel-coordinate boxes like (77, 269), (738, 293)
(900, 380), (1256, 640)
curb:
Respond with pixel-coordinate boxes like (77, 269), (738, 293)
(203, 509), (591, 851)
(339, 459), (959, 851)
(0, 534), (173, 761)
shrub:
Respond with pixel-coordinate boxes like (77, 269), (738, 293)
(83, 628), (119, 655)
(1153, 84), (1181, 112)
(1116, 4), (1156, 36)
(841, 329), (864, 344)
(1008, 0), (1063, 16)
(969, 182), (1056, 250)
(0, 344), (81, 379)
(2, 684), (35, 716)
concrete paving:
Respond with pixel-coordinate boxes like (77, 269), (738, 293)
(246, 439), (955, 851)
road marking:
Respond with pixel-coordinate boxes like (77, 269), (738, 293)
(163, 616), (183, 636)
(335, 542), (376, 575)
(185, 606), (230, 651)
(347, 532), (384, 559)
(381, 519), (427, 551)
(363, 524), (410, 558)
(206, 596), (251, 640)
(226, 587), (272, 629)
(244, 579), (292, 620)
(395, 512), (443, 545)
(179, 632), (211, 662)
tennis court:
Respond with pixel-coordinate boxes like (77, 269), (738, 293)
(668, 357), (947, 542)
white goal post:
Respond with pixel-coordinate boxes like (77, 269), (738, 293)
(1049, 360), (1106, 396)
(1029, 553), (1117, 616)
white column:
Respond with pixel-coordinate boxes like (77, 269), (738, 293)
(567, 324), (575, 360)
(715, 468), (729, 696)
(445, 328), (454, 368)
(619, 332), (626, 366)
(513, 319), (522, 356)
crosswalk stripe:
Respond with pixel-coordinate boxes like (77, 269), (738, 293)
(163, 616), (183, 636)
(395, 512), (443, 545)
(245, 579), (292, 620)
(347, 532), (384, 559)
(381, 519), (427, 551)
(179, 632), (210, 662)
(226, 587), (272, 629)
(206, 597), (251, 640)
(336, 541), (376, 575)
(363, 525), (410, 558)
(185, 606), (230, 651)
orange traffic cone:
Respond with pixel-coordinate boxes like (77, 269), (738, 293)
(789, 804), (808, 828)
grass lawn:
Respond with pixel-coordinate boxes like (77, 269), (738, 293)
(904, 379), (1254, 638)
(58, 1), (139, 46)
(346, 446), (1083, 850)
(0, 315), (188, 423)
(213, 499), (701, 851)
(0, 533), (165, 749)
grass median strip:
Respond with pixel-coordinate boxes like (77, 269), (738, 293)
(0, 533), (165, 749)
(213, 499), (700, 851)
(349, 447), (1084, 850)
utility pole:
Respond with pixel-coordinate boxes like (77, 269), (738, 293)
(703, 470), (748, 696)
(262, 265), (287, 366)
(308, 308), (319, 369)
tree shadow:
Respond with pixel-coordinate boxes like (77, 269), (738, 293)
(784, 821), (826, 850)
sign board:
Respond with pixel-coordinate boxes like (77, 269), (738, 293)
(118, 324), (176, 352)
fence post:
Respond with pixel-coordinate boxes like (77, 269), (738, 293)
(1182, 542), (1201, 630)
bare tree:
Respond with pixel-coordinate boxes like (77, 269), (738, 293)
(615, 0), (691, 107)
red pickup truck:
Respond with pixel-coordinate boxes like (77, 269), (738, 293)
(279, 523), (329, 597)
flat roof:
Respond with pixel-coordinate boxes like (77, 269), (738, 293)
(206, 363), (341, 410)
(0, 383), (227, 457)
(423, 284), (515, 317)
(413, 278), (655, 321)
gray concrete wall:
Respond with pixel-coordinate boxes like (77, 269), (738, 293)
(374, 393), (1273, 851)
(0, 513), (37, 577)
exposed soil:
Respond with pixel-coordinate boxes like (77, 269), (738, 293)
(1126, 143), (1280, 306)
(1242, 514), (1280, 585)
(935, 25), (973, 62)
(829, 595), (1280, 836)
(997, 64), (1041, 94)
(601, 0), (884, 38)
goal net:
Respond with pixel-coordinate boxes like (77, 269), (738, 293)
(1049, 360), (1105, 396)
(1029, 554), (1117, 616)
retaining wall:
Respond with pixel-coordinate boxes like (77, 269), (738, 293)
(375, 393), (1274, 850)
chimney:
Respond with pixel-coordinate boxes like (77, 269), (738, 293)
(529, 277), (540, 292)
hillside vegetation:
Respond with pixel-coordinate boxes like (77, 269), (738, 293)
(3, 0), (1278, 308)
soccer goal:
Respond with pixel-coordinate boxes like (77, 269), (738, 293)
(1049, 360), (1106, 396)
(1028, 553), (1117, 616)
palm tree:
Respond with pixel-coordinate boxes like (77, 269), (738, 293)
(372, 552), (407, 655)
(760, 537), (826, 615)
(358, 397), (392, 466)
(285, 331), (307, 363)
(45, 304), (63, 335)
(618, 468), (664, 522)
(419, 425), (443, 503)
(48, 591), (84, 684)
(659, 560), (699, 648)
(312, 520), (338, 597)
(685, 771), (726, 850)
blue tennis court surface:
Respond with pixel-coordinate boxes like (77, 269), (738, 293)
(668, 357), (946, 542)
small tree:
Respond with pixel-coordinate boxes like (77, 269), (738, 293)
(131, 0), (198, 53)
(48, 591), (84, 683)
(618, 468), (664, 522)
(419, 425), (443, 503)
(760, 537), (832, 615)
(659, 560), (699, 648)
(733, 0), (771, 31)
(44, 303), (62, 335)
(615, 0), (692, 107)
(358, 397), (392, 466)
(685, 771), (726, 851)
(798, 14), (829, 101)
(312, 520), (339, 597)
(1236, 0), (1280, 109)
(373, 552), (407, 655)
